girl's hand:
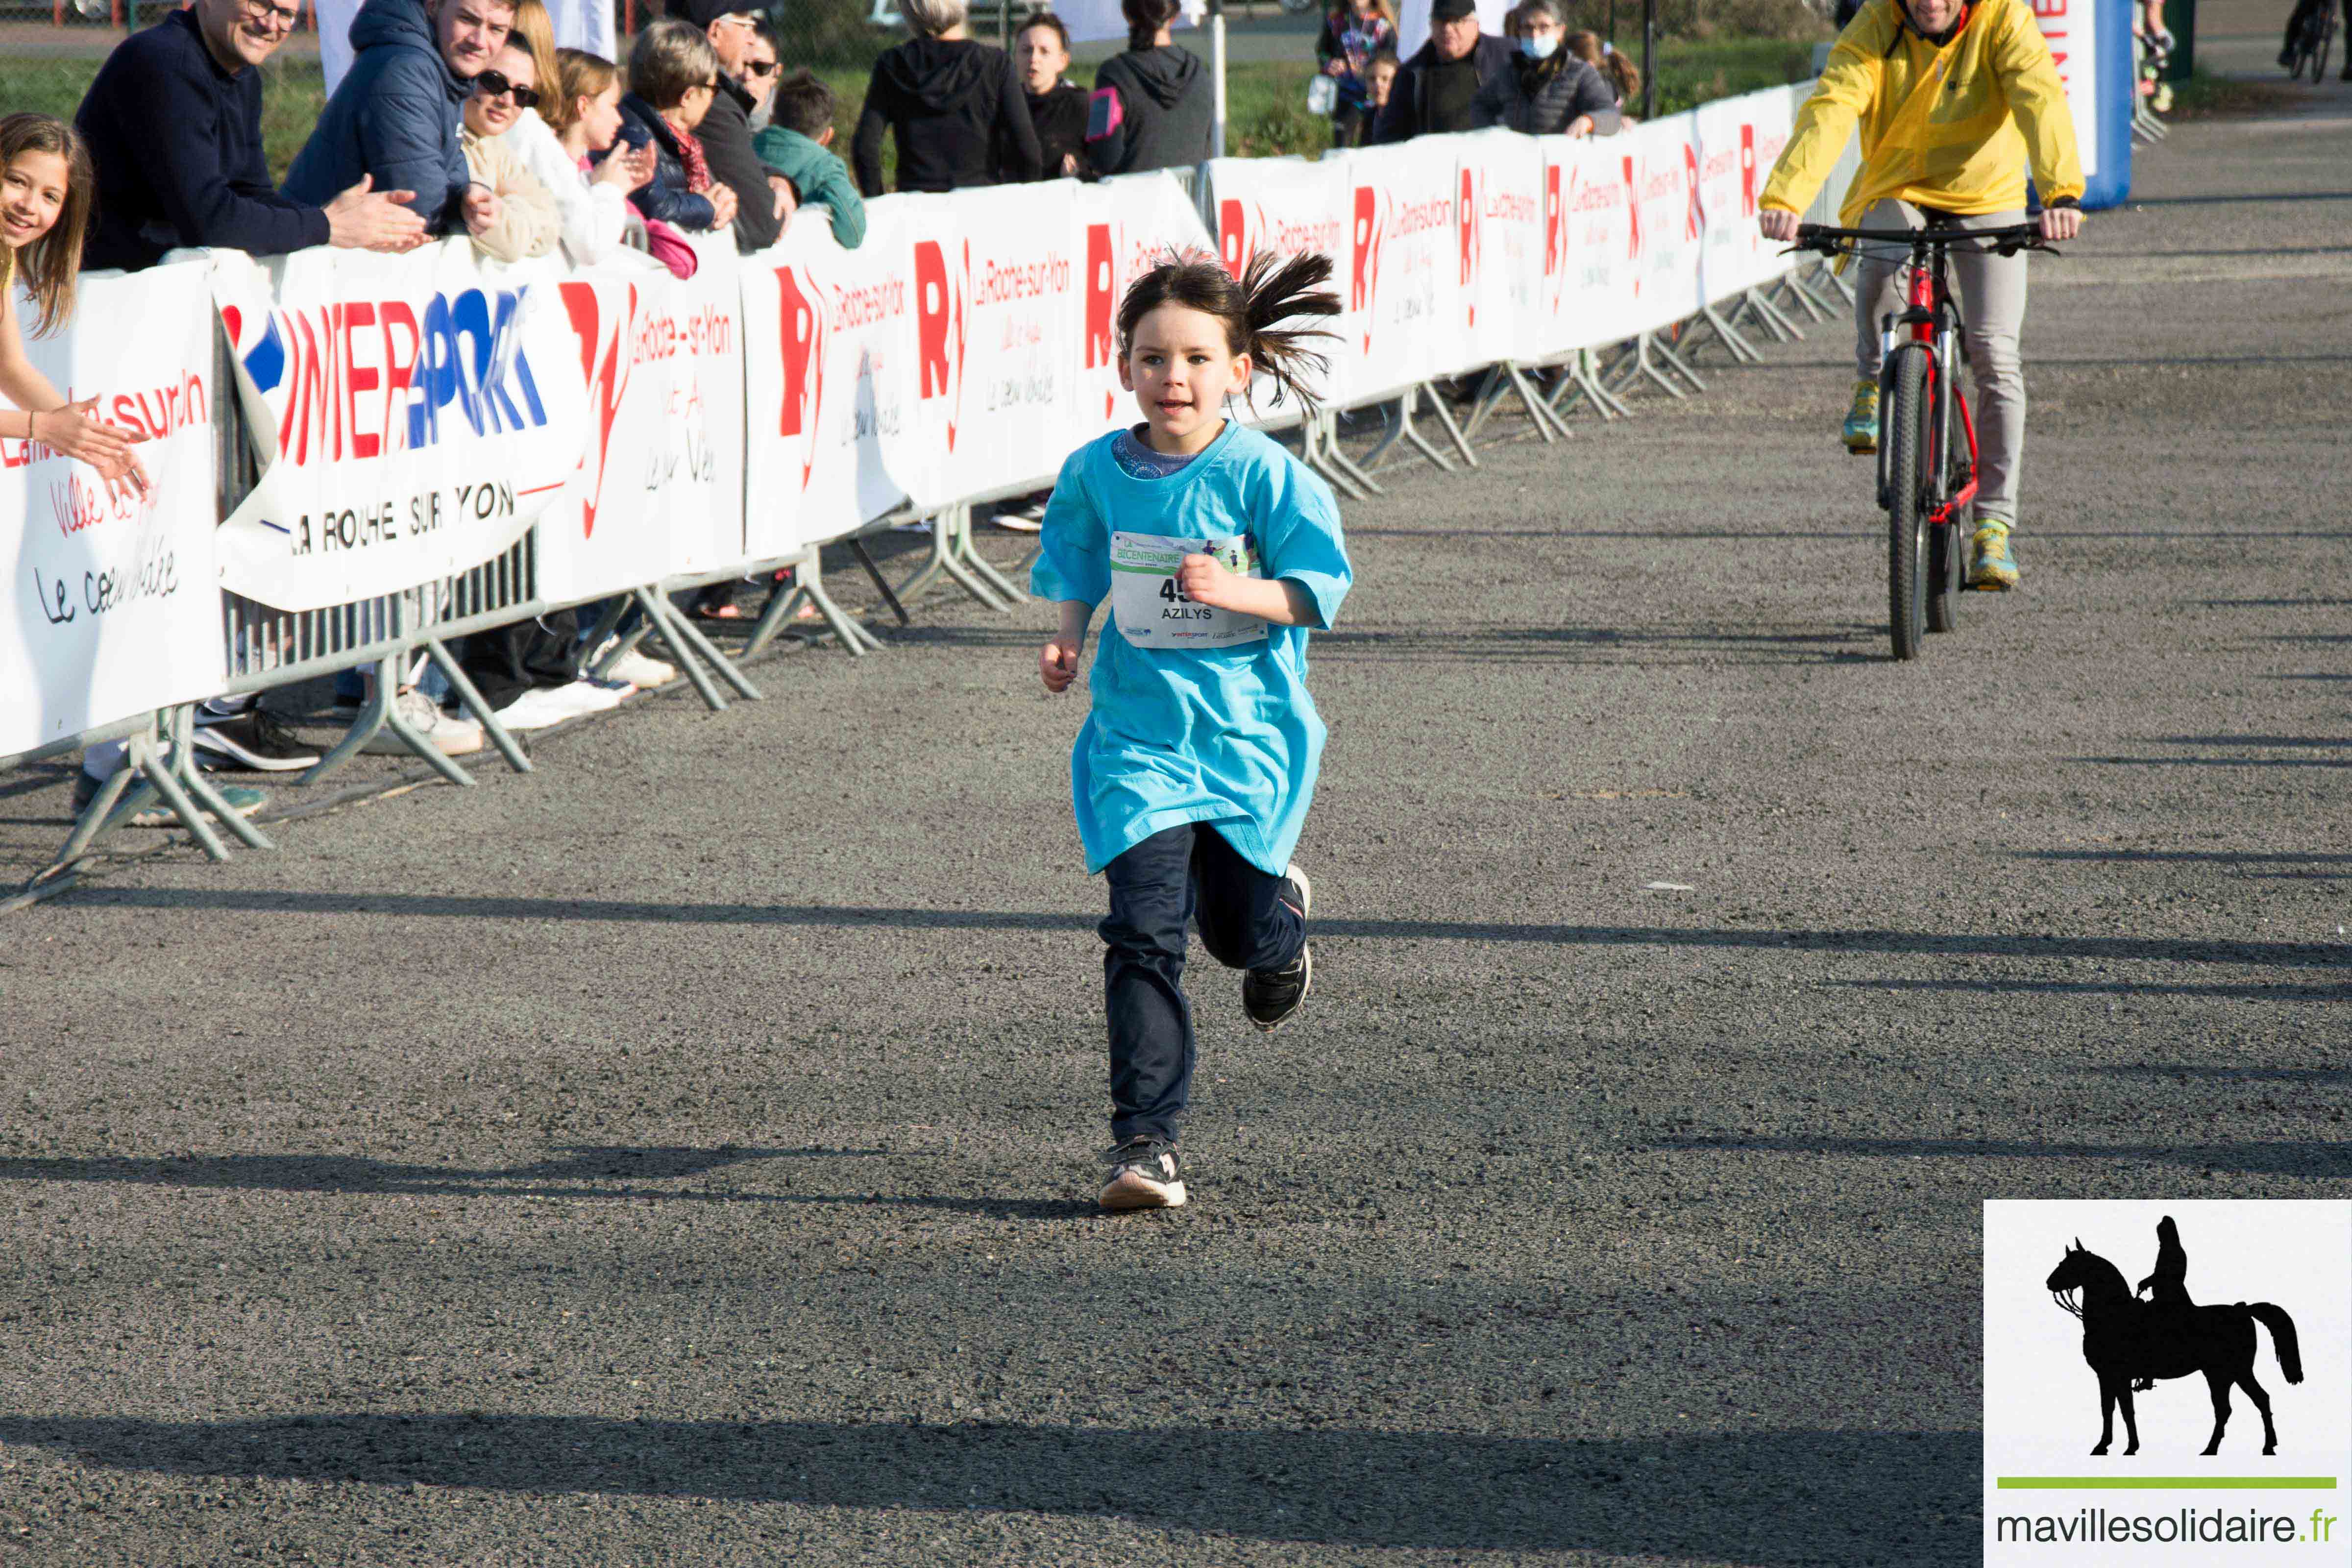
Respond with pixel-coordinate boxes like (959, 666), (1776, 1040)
(1039, 634), (1083, 693)
(1176, 552), (1240, 610)
(1322, 57), (1345, 74)
(706, 184), (740, 230)
(33, 399), (150, 485)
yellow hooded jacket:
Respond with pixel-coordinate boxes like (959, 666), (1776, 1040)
(1759, 0), (2084, 228)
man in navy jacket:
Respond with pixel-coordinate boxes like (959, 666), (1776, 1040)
(1372, 0), (1513, 143)
(75, 0), (425, 270)
(284, 0), (513, 236)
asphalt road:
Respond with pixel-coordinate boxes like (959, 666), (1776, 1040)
(2, 106), (2348, 1567)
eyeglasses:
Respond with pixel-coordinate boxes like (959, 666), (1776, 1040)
(472, 69), (541, 108)
(742, 57), (779, 77)
(239, 0), (301, 34)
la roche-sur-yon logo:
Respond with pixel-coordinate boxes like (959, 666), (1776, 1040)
(1983, 1200), (2352, 1566)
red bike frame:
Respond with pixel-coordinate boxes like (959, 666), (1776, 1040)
(1904, 260), (1981, 527)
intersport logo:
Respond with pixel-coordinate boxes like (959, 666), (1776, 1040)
(225, 285), (549, 467)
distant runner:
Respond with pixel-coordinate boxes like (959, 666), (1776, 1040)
(1757, 0), (2084, 591)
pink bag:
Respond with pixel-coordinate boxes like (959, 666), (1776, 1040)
(641, 215), (698, 280)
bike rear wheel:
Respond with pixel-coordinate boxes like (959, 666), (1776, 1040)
(1884, 346), (1932, 661)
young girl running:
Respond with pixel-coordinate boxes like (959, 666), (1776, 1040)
(1032, 252), (1351, 1213)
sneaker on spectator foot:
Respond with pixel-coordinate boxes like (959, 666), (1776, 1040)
(1099, 1137), (1187, 1211)
(602, 647), (676, 688)
(1241, 862), (1314, 1031)
(191, 708), (320, 772)
(71, 770), (267, 829)
(361, 689), (485, 757)
(494, 680), (623, 732)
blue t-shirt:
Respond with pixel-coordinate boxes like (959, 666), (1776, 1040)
(1030, 419), (1353, 876)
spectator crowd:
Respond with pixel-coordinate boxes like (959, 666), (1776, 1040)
(10, 0), (1639, 819)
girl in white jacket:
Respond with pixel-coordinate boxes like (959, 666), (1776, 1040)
(502, 2), (651, 267)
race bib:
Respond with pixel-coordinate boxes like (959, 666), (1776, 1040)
(1108, 531), (1269, 650)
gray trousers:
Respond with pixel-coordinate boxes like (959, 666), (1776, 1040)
(1852, 200), (2030, 527)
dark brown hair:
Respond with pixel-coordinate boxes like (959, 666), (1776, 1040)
(770, 68), (837, 137)
(1117, 250), (1341, 411)
(1018, 8), (1073, 50)
(1122, 0), (1181, 51)
(0, 114), (93, 337)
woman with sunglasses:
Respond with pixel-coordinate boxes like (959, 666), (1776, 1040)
(457, 40), (560, 260)
(499, 0), (653, 266)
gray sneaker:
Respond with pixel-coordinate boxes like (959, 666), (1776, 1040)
(1099, 1137), (1187, 1211)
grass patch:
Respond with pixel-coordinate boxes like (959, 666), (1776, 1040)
(0, 32), (1825, 194)
(2165, 67), (2311, 120)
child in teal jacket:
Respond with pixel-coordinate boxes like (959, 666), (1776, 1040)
(751, 70), (865, 249)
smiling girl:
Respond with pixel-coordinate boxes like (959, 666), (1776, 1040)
(1032, 252), (1350, 1212)
(0, 114), (148, 492)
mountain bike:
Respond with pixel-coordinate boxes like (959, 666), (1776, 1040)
(2285, 0), (2337, 80)
(1789, 221), (2058, 661)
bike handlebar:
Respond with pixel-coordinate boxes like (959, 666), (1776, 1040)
(1790, 222), (2057, 258)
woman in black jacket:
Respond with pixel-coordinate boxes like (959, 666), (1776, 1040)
(1015, 11), (1089, 179)
(1473, 0), (1618, 135)
(852, 0), (1041, 195)
(1085, 0), (1213, 177)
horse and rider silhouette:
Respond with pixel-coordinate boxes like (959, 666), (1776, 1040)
(2045, 1217), (2303, 1457)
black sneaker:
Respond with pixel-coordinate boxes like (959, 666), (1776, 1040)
(1241, 861), (1314, 1031)
(191, 709), (321, 772)
(1099, 1137), (1187, 1211)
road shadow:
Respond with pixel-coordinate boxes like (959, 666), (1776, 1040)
(1655, 1135), (2352, 1179)
(0, 1413), (1976, 1562)
(51, 892), (2352, 972)
(1835, 977), (2352, 1001)
(2022, 850), (2352, 865)
(2084, 1064), (2352, 1086)
(0, 1148), (1095, 1220)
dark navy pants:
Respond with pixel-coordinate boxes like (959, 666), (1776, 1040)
(1101, 822), (1305, 1144)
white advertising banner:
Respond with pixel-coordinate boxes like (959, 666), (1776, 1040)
(1623, 116), (1709, 338)
(1334, 138), (1463, 402)
(650, 233), (749, 579)
(1204, 155), (1353, 407)
(1072, 172), (1221, 435)
(1453, 129), (1546, 371)
(211, 239), (588, 612)
(947, 180), (1085, 500)
(739, 202), (917, 557)
(1693, 89), (1794, 303)
(536, 253), (686, 605)
(1534, 132), (1640, 357)
(1, 261), (223, 757)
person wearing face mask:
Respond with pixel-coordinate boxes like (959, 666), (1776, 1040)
(1473, 0), (1617, 135)
(1372, 0), (1511, 143)
(1757, 0), (2082, 594)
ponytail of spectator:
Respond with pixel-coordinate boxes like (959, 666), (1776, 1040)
(0, 113), (94, 337)
(1124, 0), (1181, 52)
(506, 0), (564, 108)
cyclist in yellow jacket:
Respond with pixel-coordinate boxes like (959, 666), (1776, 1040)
(1756, 0), (2083, 590)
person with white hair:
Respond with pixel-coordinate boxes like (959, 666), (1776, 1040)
(852, 0), (1041, 194)
(1472, 0), (1617, 136)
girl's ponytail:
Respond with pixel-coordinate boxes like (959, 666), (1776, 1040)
(1237, 250), (1341, 412)
(1123, 0), (1181, 51)
(1115, 248), (1343, 413)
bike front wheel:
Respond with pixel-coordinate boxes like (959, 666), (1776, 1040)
(1884, 345), (1933, 661)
